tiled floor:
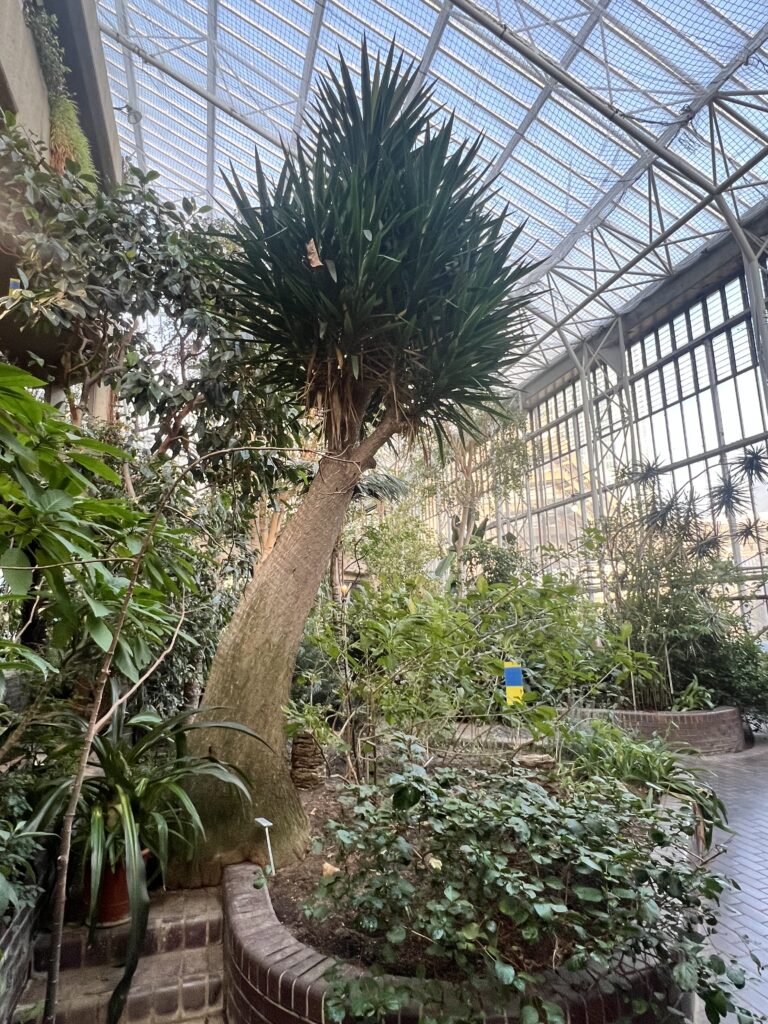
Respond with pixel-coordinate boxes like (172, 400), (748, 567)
(698, 735), (768, 1019)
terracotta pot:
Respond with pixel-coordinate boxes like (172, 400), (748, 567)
(84, 850), (150, 927)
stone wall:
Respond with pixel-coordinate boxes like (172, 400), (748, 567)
(223, 864), (664, 1024)
(0, 0), (50, 144)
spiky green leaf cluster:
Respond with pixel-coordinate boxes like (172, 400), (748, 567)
(222, 43), (532, 451)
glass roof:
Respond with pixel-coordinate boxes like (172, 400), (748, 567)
(95, 0), (768, 386)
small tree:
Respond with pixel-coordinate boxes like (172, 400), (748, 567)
(590, 464), (768, 711)
(193, 44), (533, 867)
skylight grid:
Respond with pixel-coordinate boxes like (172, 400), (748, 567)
(540, 94), (640, 171)
(123, 1), (208, 91)
(219, 117), (285, 179)
(432, 36), (531, 131)
(518, 123), (620, 212)
(598, 16), (701, 93)
(446, 18), (544, 108)
(215, 64), (296, 136)
(479, 0), (593, 58)
(331, 0), (433, 58)
(607, 0), (727, 79)
(318, 3), (422, 73)
(95, 0), (768, 389)
(576, 27), (694, 122)
(216, 23), (304, 99)
(221, 0), (312, 63)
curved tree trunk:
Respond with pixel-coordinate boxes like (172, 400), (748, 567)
(186, 419), (398, 880)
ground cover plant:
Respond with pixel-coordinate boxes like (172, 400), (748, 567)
(272, 744), (753, 1024)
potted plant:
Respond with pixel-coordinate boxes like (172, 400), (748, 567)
(31, 695), (263, 1023)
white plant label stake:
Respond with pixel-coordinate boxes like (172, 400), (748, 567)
(255, 816), (275, 876)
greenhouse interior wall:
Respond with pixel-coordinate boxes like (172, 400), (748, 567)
(425, 203), (768, 629)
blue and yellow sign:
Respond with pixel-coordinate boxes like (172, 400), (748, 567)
(504, 661), (524, 705)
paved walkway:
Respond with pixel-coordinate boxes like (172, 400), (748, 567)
(700, 736), (768, 1019)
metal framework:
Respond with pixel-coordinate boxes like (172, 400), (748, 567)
(96, 0), (768, 379)
(95, 0), (768, 610)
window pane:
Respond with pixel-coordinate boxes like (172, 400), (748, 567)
(734, 371), (764, 437)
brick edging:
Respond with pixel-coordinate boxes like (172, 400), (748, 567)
(223, 864), (667, 1024)
(573, 705), (746, 754)
(223, 864), (337, 1024)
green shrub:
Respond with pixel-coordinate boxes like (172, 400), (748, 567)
(562, 719), (726, 848)
(591, 481), (768, 719)
(295, 572), (663, 768)
(309, 756), (752, 1024)
(0, 815), (46, 922)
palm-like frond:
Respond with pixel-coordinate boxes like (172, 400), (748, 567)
(220, 42), (532, 452)
(353, 469), (408, 503)
(688, 529), (723, 560)
(736, 517), (766, 546)
(623, 458), (661, 486)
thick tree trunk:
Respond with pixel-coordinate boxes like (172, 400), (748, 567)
(186, 421), (397, 880)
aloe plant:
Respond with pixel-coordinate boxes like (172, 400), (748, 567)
(31, 697), (263, 1023)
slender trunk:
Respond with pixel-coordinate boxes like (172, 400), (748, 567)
(43, 530), (156, 1023)
(188, 420), (398, 876)
(330, 538), (344, 606)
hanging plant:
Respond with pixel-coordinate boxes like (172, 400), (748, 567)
(23, 1), (96, 178)
(47, 95), (95, 175)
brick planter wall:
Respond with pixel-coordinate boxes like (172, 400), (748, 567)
(223, 864), (667, 1024)
(0, 847), (54, 1022)
(0, 901), (38, 1022)
(575, 706), (746, 755)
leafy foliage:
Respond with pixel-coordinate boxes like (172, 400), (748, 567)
(563, 719), (727, 849)
(0, 364), (190, 685)
(0, 116), (302, 500)
(310, 755), (753, 1023)
(353, 508), (439, 595)
(0, 364), (215, 940)
(0, 817), (44, 922)
(0, 115), (222, 349)
(0, 697), (55, 918)
(23, 2), (69, 99)
(591, 478), (768, 717)
(30, 698), (260, 1024)
(296, 569), (660, 774)
(136, 491), (252, 714)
